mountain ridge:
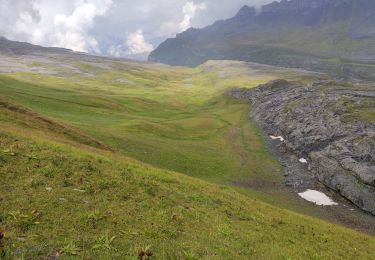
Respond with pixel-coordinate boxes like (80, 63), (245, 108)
(149, 0), (375, 79)
(0, 36), (73, 56)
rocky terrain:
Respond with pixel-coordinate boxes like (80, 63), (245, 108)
(228, 79), (375, 215)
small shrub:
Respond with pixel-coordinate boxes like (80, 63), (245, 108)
(92, 234), (117, 250)
(62, 241), (81, 256)
(86, 210), (107, 228)
(137, 245), (153, 260)
(8, 211), (39, 232)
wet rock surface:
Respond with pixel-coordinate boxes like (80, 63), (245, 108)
(228, 79), (375, 215)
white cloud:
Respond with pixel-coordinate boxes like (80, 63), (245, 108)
(0, 0), (276, 59)
(107, 29), (154, 58)
(156, 21), (178, 38)
(0, 0), (112, 53)
(179, 1), (206, 31)
(50, 1), (112, 53)
(108, 45), (123, 57)
(156, 1), (207, 37)
(0, 0), (40, 41)
(126, 29), (154, 54)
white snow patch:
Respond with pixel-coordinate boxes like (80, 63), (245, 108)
(299, 158), (308, 163)
(298, 190), (338, 206)
(270, 135), (284, 142)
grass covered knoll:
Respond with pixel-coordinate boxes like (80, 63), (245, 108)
(1, 128), (374, 259)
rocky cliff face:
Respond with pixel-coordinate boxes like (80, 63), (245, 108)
(228, 80), (375, 215)
(149, 0), (375, 80)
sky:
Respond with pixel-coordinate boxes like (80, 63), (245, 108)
(0, 0), (275, 59)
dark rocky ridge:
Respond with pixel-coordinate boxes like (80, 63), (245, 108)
(0, 37), (137, 65)
(0, 37), (72, 56)
(228, 79), (375, 215)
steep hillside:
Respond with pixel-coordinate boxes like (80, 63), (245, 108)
(149, 0), (375, 79)
(1, 94), (375, 259)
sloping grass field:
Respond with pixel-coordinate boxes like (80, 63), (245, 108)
(1, 56), (374, 258)
(0, 59), (282, 185)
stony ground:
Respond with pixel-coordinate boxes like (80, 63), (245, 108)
(229, 79), (375, 216)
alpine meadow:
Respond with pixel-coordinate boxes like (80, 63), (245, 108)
(0, 0), (375, 259)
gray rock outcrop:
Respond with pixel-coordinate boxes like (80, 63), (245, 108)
(228, 79), (375, 215)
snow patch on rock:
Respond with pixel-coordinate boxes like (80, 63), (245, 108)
(270, 135), (284, 142)
(299, 158), (308, 163)
(298, 190), (338, 206)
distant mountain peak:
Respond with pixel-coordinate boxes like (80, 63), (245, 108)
(237, 5), (253, 13)
(236, 5), (257, 17)
(149, 0), (375, 73)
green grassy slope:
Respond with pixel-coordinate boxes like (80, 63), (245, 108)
(1, 105), (374, 259)
(0, 60), (282, 187)
(0, 60), (325, 219)
(1, 57), (374, 258)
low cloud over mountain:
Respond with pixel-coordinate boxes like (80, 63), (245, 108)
(0, 0), (275, 59)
